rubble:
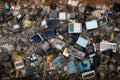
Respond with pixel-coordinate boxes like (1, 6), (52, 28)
(0, 0), (120, 80)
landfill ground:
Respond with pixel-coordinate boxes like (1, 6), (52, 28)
(0, 0), (120, 80)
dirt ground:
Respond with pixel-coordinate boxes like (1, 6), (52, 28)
(82, 0), (120, 6)
(43, 0), (120, 6)
(1, 0), (120, 6)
